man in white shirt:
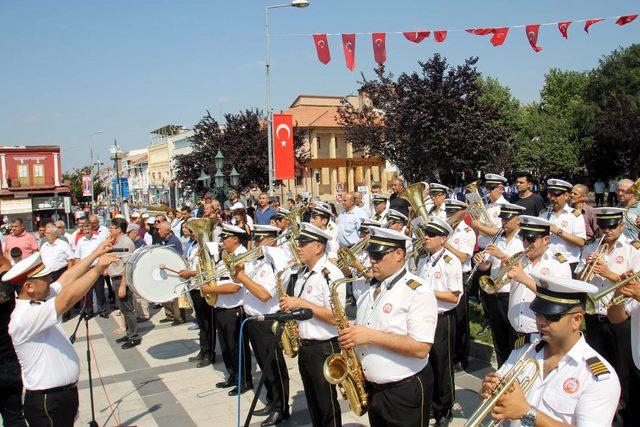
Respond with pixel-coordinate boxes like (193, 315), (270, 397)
(40, 223), (75, 282)
(594, 178), (606, 206)
(339, 226), (438, 426)
(6, 246), (117, 427)
(337, 192), (368, 248)
(88, 214), (109, 242)
(74, 222), (108, 318)
(428, 183), (449, 221)
(370, 194), (389, 223)
(280, 223), (344, 426)
(309, 203), (339, 260)
(481, 275), (619, 427)
(471, 173), (509, 249)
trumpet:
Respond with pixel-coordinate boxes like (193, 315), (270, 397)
(465, 341), (541, 427)
(465, 181), (493, 226)
(586, 271), (640, 314)
(479, 251), (528, 294)
(465, 228), (504, 286)
(579, 235), (609, 283)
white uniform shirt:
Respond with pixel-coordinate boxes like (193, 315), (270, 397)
(478, 195), (508, 248)
(540, 204), (587, 263)
(215, 245), (246, 309)
(576, 235), (640, 315)
(74, 233), (102, 266)
(243, 256), (279, 316)
(449, 221), (476, 273)
(9, 282), (80, 390)
(431, 205), (447, 222)
(627, 300), (640, 369)
(509, 249), (571, 333)
(370, 209), (388, 224)
(486, 234), (525, 294)
(286, 254), (344, 340)
(417, 248), (463, 313)
(40, 239), (74, 272)
(351, 250), (371, 301)
(498, 336), (620, 427)
(356, 268), (438, 384)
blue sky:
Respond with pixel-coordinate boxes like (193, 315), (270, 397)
(1, 0), (638, 171)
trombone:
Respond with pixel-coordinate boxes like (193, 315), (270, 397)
(586, 271), (640, 314)
(465, 341), (541, 427)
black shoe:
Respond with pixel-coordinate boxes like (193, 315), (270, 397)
(188, 354), (204, 363)
(121, 338), (142, 349)
(216, 377), (237, 388)
(261, 410), (288, 426)
(253, 403), (273, 417)
(159, 318), (173, 323)
(453, 362), (466, 373)
(115, 336), (129, 343)
(228, 383), (253, 396)
(196, 359), (211, 368)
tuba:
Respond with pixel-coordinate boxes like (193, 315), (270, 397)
(465, 181), (493, 226)
(465, 341), (541, 427)
(186, 218), (218, 306)
(399, 182), (431, 225)
(479, 251), (528, 294)
(273, 248), (303, 358)
(323, 277), (368, 416)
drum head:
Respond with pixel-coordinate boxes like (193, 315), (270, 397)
(128, 246), (188, 303)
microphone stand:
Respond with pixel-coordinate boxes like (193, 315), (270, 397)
(243, 321), (285, 427)
(69, 298), (99, 427)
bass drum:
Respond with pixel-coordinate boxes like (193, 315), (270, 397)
(126, 245), (189, 303)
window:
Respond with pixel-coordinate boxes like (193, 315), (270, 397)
(17, 164), (29, 186)
(33, 163), (44, 185)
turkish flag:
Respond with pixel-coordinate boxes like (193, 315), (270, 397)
(616, 15), (638, 26)
(490, 27), (509, 46)
(372, 33), (387, 64)
(584, 18), (604, 33)
(525, 24), (542, 52)
(342, 34), (356, 71)
(313, 34), (331, 64)
(273, 114), (295, 180)
(403, 31), (430, 43)
(434, 31), (447, 42)
(467, 28), (493, 35)
(558, 21), (571, 38)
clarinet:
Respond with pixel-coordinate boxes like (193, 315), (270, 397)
(465, 227), (504, 286)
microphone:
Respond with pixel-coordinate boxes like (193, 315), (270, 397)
(250, 308), (313, 322)
(107, 248), (130, 253)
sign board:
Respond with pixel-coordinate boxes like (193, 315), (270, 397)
(336, 193), (343, 203)
(358, 185), (370, 210)
(31, 197), (64, 211)
(336, 182), (344, 193)
(1, 198), (33, 214)
(82, 175), (93, 197)
(64, 197), (71, 214)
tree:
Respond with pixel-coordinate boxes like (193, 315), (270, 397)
(175, 109), (308, 193)
(337, 55), (514, 183)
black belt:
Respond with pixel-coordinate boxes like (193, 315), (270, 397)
(585, 313), (610, 324)
(367, 372), (419, 392)
(110, 275), (122, 279)
(300, 337), (338, 346)
(438, 308), (455, 317)
(27, 382), (77, 395)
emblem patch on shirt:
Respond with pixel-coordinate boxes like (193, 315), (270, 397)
(454, 238), (459, 244)
(541, 267), (550, 276)
(434, 271), (442, 279)
(307, 285), (313, 294)
(563, 377), (580, 394)
(615, 256), (624, 264)
(383, 303), (393, 314)
(561, 220), (569, 228)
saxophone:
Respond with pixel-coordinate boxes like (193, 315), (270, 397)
(323, 277), (368, 416)
(186, 218), (218, 306)
(273, 259), (302, 358)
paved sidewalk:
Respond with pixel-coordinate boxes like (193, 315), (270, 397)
(64, 308), (494, 426)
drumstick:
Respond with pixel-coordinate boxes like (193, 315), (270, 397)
(159, 264), (181, 275)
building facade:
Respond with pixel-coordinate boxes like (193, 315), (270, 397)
(0, 146), (71, 230)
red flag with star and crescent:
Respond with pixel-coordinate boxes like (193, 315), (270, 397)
(434, 31), (447, 42)
(342, 34), (356, 71)
(312, 34), (331, 64)
(558, 21), (571, 38)
(584, 18), (604, 33)
(525, 24), (542, 52)
(372, 33), (387, 64)
(403, 31), (430, 43)
(272, 114), (295, 180)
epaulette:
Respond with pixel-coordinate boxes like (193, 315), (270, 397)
(443, 254), (453, 264)
(554, 252), (568, 263)
(405, 279), (422, 290)
(322, 267), (331, 276)
(572, 209), (581, 218)
(514, 334), (530, 349)
(586, 356), (610, 379)
(632, 241), (640, 250)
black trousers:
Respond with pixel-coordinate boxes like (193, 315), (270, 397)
(247, 320), (289, 412)
(215, 306), (251, 385)
(367, 364), (434, 427)
(23, 385), (78, 427)
(585, 315), (633, 427)
(628, 364), (640, 423)
(608, 191), (618, 206)
(298, 338), (341, 427)
(595, 193), (605, 206)
(480, 290), (515, 367)
(453, 277), (470, 366)
(430, 309), (455, 418)
(49, 267), (66, 283)
(0, 359), (25, 427)
(83, 274), (106, 316)
(189, 290), (215, 361)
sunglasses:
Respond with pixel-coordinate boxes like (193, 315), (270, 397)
(535, 310), (579, 323)
(599, 224), (620, 230)
(424, 231), (444, 238)
(369, 249), (395, 261)
(522, 235), (541, 244)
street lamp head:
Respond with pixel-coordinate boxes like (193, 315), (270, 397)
(214, 169), (225, 189)
(291, 0), (309, 7)
(214, 149), (225, 171)
(229, 166), (240, 187)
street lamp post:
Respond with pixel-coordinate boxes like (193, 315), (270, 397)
(265, 0), (310, 196)
(89, 131), (104, 212)
(109, 139), (123, 209)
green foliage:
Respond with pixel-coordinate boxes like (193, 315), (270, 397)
(62, 167), (103, 203)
